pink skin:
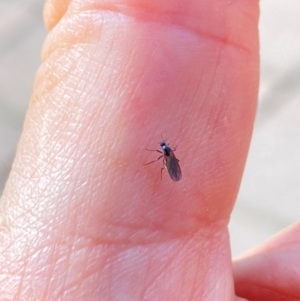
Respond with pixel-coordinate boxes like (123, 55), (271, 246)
(2, 0), (298, 300)
(234, 223), (300, 301)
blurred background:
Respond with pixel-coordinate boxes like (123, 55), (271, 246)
(0, 0), (299, 257)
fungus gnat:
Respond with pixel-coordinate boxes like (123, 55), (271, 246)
(145, 140), (182, 182)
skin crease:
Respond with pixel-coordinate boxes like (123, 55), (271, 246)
(5, 0), (299, 300)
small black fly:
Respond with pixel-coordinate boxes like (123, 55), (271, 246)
(145, 140), (182, 182)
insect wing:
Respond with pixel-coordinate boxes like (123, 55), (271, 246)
(165, 152), (182, 182)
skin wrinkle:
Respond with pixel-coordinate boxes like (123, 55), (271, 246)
(151, 248), (176, 284)
(44, 0), (71, 30)
(7, 211), (49, 247)
(48, 216), (79, 298)
(105, 197), (213, 230)
(4, 245), (45, 296)
(141, 247), (161, 299)
(138, 245), (180, 299)
(24, 104), (106, 217)
(35, 45), (93, 102)
(13, 154), (55, 198)
(41, 236), (92, 299)
(178, 244), (197, 300)
(53, 260), (85, 299)
(41, 6), (252, 66)
(87, 218), (214, 247)
(33, 59), (60, 100)
(141, 232), (224, 299)
(15, 248), (29, 300)
(190, 55), (231, 147)
(189, 245), (203, 299)
(46, 11), (107, 57)
(240, 283), (299, 301)
(41, 243), (58, 300)
(96, 205), (219, 244)
(66, 1), (254, 52)
(3, 217), (81, 297)
(18, 164), (64, 205)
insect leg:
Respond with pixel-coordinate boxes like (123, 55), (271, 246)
(160, 167), (165, 180)
(144, 155), (163, 166)
(160, 158), (167, 180)
(146, 149), (162, 153)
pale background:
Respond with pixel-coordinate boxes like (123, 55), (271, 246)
(0, 0), (299, 257)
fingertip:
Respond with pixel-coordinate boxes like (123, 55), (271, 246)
(44, 0), (70, 30)
(233, 224), (300, 301)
